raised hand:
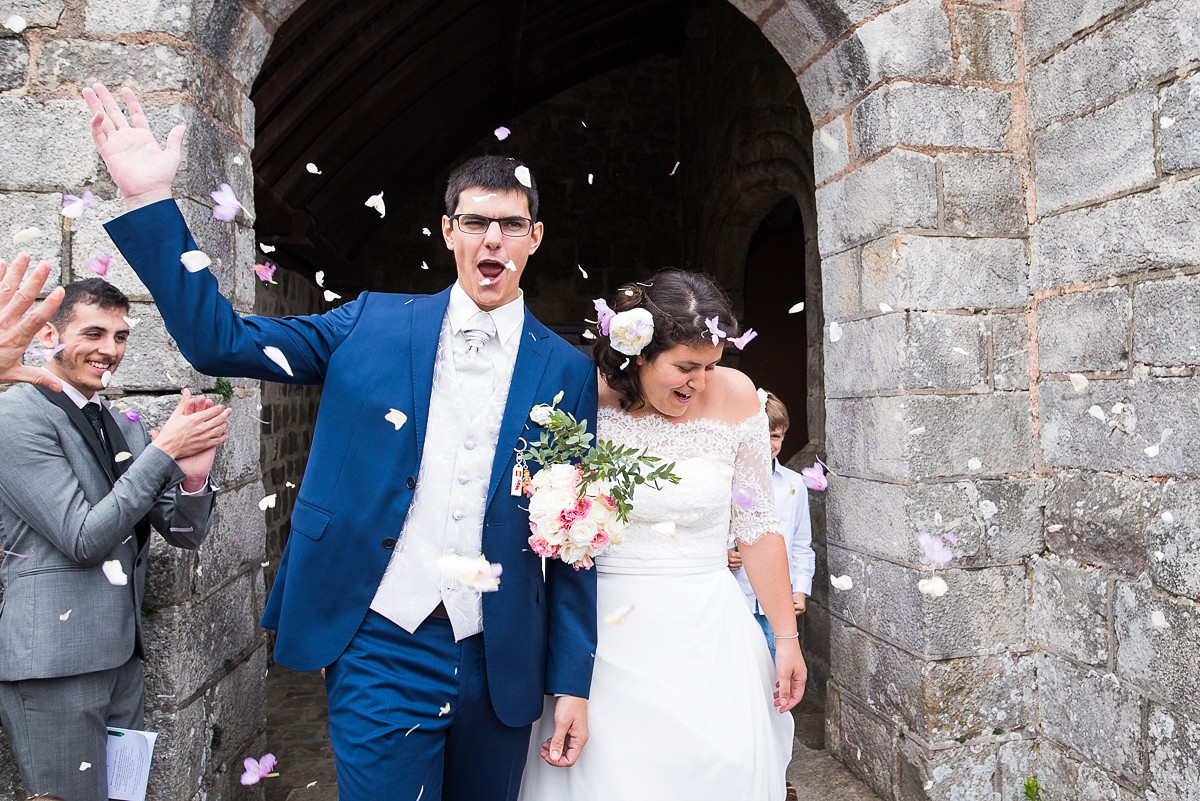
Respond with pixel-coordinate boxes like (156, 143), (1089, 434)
(151, 389), (231, 479)
(0, 254), (65, 391)
(83, 83), (185, 211)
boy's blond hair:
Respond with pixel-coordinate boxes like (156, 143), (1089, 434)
(763, 390), (790, 433)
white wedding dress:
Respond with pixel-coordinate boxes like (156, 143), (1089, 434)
(519, 407), (794, 801)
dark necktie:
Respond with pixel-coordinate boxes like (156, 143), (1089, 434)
(81, 402), (114, 461)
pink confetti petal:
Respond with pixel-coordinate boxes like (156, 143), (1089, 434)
(729, 328), (757, 350)
(84, 254), (112, 277)
(210, 183), (243, 222)
(253, 262), (277, 283)
(494, 126), (511, 140)
(732, 485), (757, 510)
(917, 532), (954, 566)
(800, 462), (827, 492)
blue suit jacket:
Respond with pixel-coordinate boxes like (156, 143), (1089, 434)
(106, 200), (598, 726)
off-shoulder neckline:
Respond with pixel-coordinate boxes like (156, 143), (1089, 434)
(598, 405), (765, 430)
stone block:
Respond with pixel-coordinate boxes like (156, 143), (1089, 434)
(813, 116), (849, 184)
(860, 234), (1029, 310)
(760, 4), (827, 73)
(1027, 0), (1200, 129)
(1133, 273), (1200, 366)
(1115, 578), (1200, 719)
(896, 736), (1000, 800)
(1031, 175), (1200, 288)
(1037, 288), (1131, 373)
(865, 560), (1027, 657)
(827, 476), (908, 559)
(1147, 703), (1200, 801)
(0, 192), (63, 283)
(144, 570), (263, 702)
(824, 313), (907, 395)
(799, 0), (952, 120)
(1037, 653), (1145, 782)
(975, 478), (1046, 563)
(0, 37), (28, 90)
(1035, 740), (1143, 801)
(226, 9), (271, 89)
(1035, 91), (1156, 215)
(821, 248), (862, 320)
(144, 696), (208, 801)
(939, 152), (1027, 235)
(953, 7), (1018, 83)
(37, 39), (194, 93)
(852, 81), (1012, 159)
(1023, 0), (1138, 62)
(1147, 479), (1200, 601)
(1161, 72), (1200, 174)
(171, 108), (255, 221)
(992, 312), (1030, 390)
(1030, 558), (1110, 664)
(0, 98), (97, 190)
(112, 304), (211, 392)
(208, 644), (268, 759)
(85, 0), (195, 36)
(815, 150), (938, 255)
(1039, 377), (1200, 477)
(995, 741), (1039, 801)
(825, 684), (896, 800)
(70, 193), (150, 298)
(210, 392), (264, 486)
(1044, 470), (1157, 575)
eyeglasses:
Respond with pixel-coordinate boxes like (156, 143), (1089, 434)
(448, 214), (534, 237)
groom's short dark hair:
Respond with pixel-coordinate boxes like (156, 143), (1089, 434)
(444, 155), (539, 221)
(50, 278), (130, 329)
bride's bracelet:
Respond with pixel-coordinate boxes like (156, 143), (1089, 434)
(774, 632), (800, 640)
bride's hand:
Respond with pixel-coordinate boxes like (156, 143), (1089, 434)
(773, 640), (807, 714)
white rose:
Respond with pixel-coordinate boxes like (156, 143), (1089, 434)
(567, 516), (599, 546)
(608, 308), (654, 356)
(529, 404), (554, 426)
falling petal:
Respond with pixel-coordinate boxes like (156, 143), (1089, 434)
(1068, 373), (1089, 393)
(967, 457), (982, 471)
(879, 302), (893, 313)
(305, 162), (322, 174)
(258, 493), (277, 511)
(582, 330), (596, 340)
(263, 346), (294, 376)
(253, 263), (277, 283)
(101, 370), (112, 388)
(829, 322), (842, 342)
(123, 315), (139, 329)
(59, 609), (71, 621)
(1162, 511), (1174, 523)
(505, 259), (517, 272)
(578, 264), (588, 279)
(732, 485), (757, 510)
(210, 183), (244, 222)
(788, 302), (805, 314)
(1150, 610), (1171, 630)
(917, 532), (954, 566)
(307, 782), (318, 789)
(438, 703), (451, 717)
(514, 165), (532, 188)
(232, 154), (244, 166)
(324, 290), (342, 302)
(604, 604), (635, 624)
(1111, 402), (1125, 415)
(437, 553), (503, 592)
(479, 277), (492, 286)
(404, 725), (420, 737)
(800, 463), (827, 491)
(114, 451), (132, 463)
(365, 192), (386, 217)
(180, 250), (212, 272)
(168, 526), (193, 533)
(85, 254), (112, 276)
(730, 329), (758, 350)
(1161, 116), (1176, 129)
(259, 243), (276, 253)
(1047, 524), (1063, 533)
(587, 173), (594, 185)
(619, 358), (630, 370)
(471, 193), (497, 203)
(1144, 443), (1160, 458)
(669, 161), (680, 176)
(908, 427), (926, 436)
(1, 549), (31, 559)
(285, 481), (296, 488)
(61, 190), (94, 219)
(385, 409), (408, 430)
(818, 128), (839, 152)
(951, 347), (969, 356)
(494, 126), (511, 140)
(652, 521), (677, 539)
(918, 576), (949, 599)
(80, 762), (92, 771)
(3, 14), (28, 33)
(102, 560), (128, 586)
(420, 261), (429, 270)
(12, 227), (41, 246)
(1088, 405), (1107, 421)
(830, 574), (853, 591)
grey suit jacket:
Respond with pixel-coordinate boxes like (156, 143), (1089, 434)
(0, 383), (215, 681)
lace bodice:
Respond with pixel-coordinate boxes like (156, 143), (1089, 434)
(597, 407), (780, 561)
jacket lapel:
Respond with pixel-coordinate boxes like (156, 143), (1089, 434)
(33, 386), (117, 484)
(410, 288), (450, 467)
(485, 315), (550, 510)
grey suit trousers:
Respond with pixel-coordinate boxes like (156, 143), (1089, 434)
(0, 656), (143, 801)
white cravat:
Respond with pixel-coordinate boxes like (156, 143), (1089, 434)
(369, 285), (523, 640)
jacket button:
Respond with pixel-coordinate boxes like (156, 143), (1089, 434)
(405, 476), (416, 490)
(382, 538), (396, 549)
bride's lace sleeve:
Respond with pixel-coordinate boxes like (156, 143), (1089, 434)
(731, 410), (780, 546)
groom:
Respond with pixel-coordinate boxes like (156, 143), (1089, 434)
(86, 84), (597, 800)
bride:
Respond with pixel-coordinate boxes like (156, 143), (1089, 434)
(520, 269), (804, 800)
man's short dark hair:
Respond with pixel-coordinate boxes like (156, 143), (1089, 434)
(49, 278), (131, 329)
(444, 155), (539, 220)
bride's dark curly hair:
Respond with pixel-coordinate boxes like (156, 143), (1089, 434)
(593, 268), (741, 411)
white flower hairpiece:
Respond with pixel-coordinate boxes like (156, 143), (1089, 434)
(608, 307), (654, 356)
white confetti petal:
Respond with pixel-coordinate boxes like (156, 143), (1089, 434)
(259, 243), (276, 253)
(123, 315), (139, 328)
(286, 481), (296, 488)
(437, 553), (502, 592)
(307, 781), (318, 789)
(1144, 443), (1161, 458)
(323, 290), (342, 302)
(587, 173), (594, 185)
(951, 346), (969, 356)
(619, 358), (630, 370)
(829, 322), (842, 342)
(3, 15), (27, 33)
(471, 193), (496, 203)
(385, 409), (408, 430)
(101, 560), (128, 586)
(582, 330), (596, 340)
(514, 165), (532, 188)
(1068, 373), (1089, 393)
(258, 493), (277, 511)
(818, 128), (839, 152)
(306, 162), (322, 174)
(315, 270), (325, 287)
(1154, 550), (1165, 560)
(505, 259), (517, 272)
(101, 370), (112, 388)
(62, 198), (88, 219)
(967, 458), (982, 471)
(420, 260), (429, 270)
(1150, 610), (1170, 630)
(908, 427), (926, 436)
(879, 302), (893, 313)
(79, 761), (92, 772)
(669, 161), (680, 176)
(830, 575), (853, 591)
(114, 451), (132, 463)
(421, 227), (432, 236)
(479, 277), (492, 286)
(1161, 511), (1174, 523)
(493, 126), (511, 141)
(1047, 524), (1064, 533)
(180, 250), (212, 272)
(918, 576), (949, 599)
(788, 302), (805, 314)
(1088, 405), (1107, 421)
(12, 226), (41, 245)
(59, 609), (72, 621)
(604, 604), (635, 624)
(263, 346), (294, 376)
(1111, 402), (1125, 415)
(232, 154), (244, 166)
(651, 521), (677, 539)
(578, 264), (588, 279)
(1161, 116), (1176, 129)
(438, 703), (451, 717)
(261, 561), (270, 567)
(365, 191), (386, 218)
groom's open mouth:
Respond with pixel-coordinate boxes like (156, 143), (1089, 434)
(477, 259), (506, 285)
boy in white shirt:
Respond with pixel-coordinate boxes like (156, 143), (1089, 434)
(727, 391), (816, 660)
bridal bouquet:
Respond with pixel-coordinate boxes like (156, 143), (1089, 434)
(521, 393), (679, 570)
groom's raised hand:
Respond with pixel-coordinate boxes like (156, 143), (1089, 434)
(539, 695), (589, 768)
(83, 83), (185, 211)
